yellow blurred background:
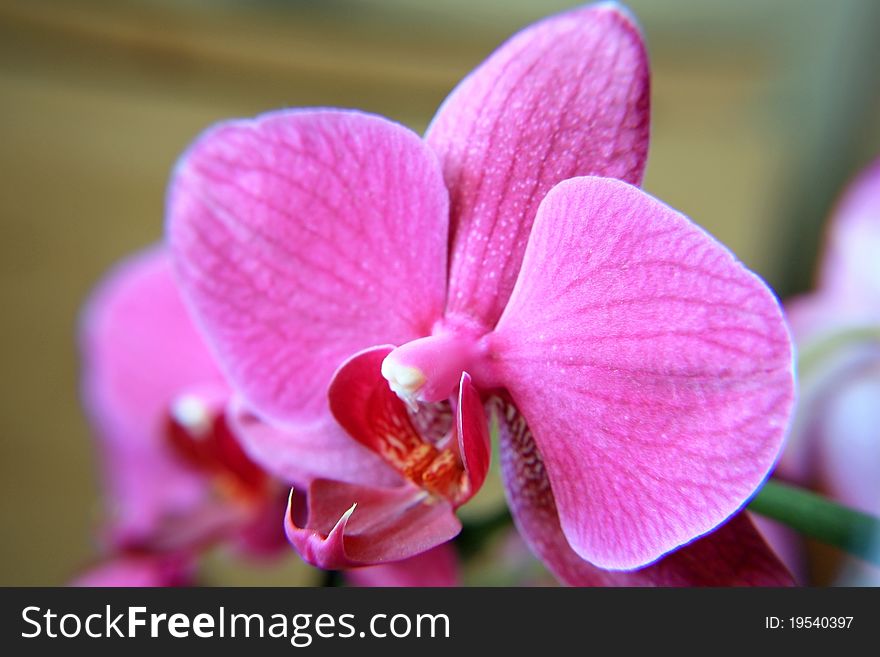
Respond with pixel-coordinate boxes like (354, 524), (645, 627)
(1, 0), (878, 585)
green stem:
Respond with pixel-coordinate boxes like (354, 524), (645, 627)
(749, 479), (880, 566)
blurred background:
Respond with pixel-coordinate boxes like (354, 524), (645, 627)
(1, 0), (879, 585)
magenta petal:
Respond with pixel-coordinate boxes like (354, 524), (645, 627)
(285, 483), (461, 569)
(346, 544), (460, 587)
(228, 398), (400, 489)
(327, 345), (398, 458)
(168, 110), (449, 426)
(495, 397), (794, 586)
(427, 3), (650, 327)
(491, 177), (795, 569)
(80, 246), (226, 543)
(456, 373), (491, 501)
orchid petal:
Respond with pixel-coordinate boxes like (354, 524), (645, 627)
(284, 484), (461, 569)
(346, 543), (460, 587)
(167, 110), (449, 426)
(232, 491), (291, 558)
(79, 246), (225, 543)
(228, 398), (401, 489)
(494, 396), (794, 586)
(491, 177), (795, 569)
(753, 516), (808, 584)
(457, 373), (491, 500)
(426, 3), (650, 327)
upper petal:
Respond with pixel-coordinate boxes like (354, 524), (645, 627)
(79, 246), (225, 543)
(167, 110), (449, 426)
(493, 396), (794, 586)
(426, 3), (650, 328)
(490, 177), (795, 569)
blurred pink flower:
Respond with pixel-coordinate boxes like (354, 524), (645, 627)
(71, 554), (193, 588)
(78, 246), (288, 583)
(782, 158), (880, 503)
(346, 545), (460, 588)
(168, 3), (794, 583)
(78, 247), (457, 585)
(767, 158), (880, 583)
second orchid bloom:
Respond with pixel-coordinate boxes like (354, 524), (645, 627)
(167, 4), (795, 583)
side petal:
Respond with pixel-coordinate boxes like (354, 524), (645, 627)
(284, 484), (461, 569)
(427, 3), (650, 327)
(346, 543), (460, 587)
(167, 109), (449, 426)
(228, 398), (401, 489)
(491, 177), (795, 569)
(79, 246), (225, 543)
(494, 397), (794, 586)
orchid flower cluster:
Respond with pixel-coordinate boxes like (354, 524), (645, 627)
(77, 3), (810, 587)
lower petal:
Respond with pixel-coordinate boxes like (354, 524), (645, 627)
(345, 543), (460, 587)
(285, 482), (461, 569)
(494, 396), (794, 586)
(491, 177), (795, 569)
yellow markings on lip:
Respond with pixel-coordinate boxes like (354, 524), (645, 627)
(371, 405), (465, 503)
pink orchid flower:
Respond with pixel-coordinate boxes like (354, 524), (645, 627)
(167, 3), (795, 583)
(781, 158), (880, 508)
(78, 246), (287, 582)
(78, 246), (457, 585)
(72, 554), (194, 588)
(765, 158), (880, 582)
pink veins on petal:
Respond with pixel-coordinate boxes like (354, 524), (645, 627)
(167, 3), (795, 580)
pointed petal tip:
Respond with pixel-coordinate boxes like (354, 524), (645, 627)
(284, 480), (462, 569)
(284, 487), (356, 570)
